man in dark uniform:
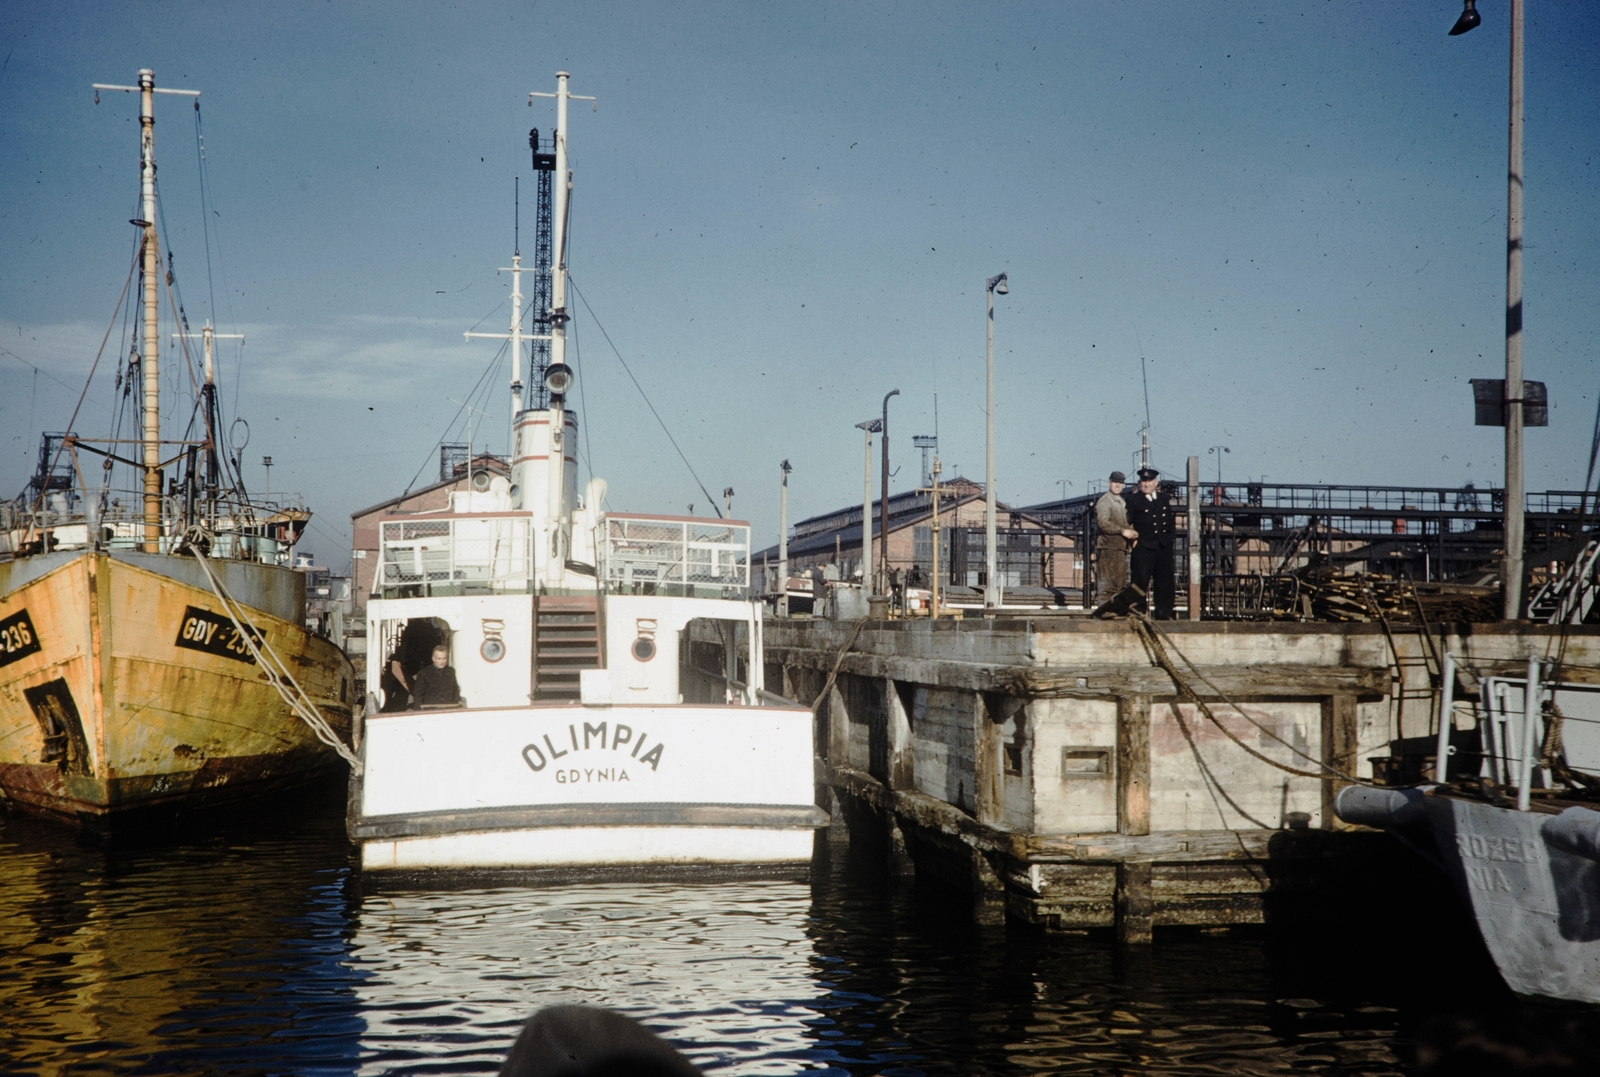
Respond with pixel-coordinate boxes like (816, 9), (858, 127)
(1124, 466), (1176, 619)
(410, 644), (461, 708)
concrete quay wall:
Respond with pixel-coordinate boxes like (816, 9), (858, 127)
(755, 617), (1600, 939)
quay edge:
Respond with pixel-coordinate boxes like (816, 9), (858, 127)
(731, 615), (1600, 940)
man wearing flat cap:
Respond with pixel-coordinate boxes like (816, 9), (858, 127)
(1124, 467), (1176, 619)
(1094, 471), (1137, 605)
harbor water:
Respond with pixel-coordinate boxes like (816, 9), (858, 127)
(0, 787), (1584, 1076)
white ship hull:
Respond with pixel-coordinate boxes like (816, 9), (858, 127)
(350, 703), (825, 874)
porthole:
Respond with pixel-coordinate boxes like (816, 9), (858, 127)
(631, 636), (656, 663)
(480, 637), (506, 663)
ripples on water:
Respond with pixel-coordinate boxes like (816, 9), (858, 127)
(0, 792), (1545, 1075)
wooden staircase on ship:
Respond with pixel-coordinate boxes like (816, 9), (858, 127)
(533, 595), (603, 701)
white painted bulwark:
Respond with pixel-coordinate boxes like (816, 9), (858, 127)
(361, 704), (816, 818)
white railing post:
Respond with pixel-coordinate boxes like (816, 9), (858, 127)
(1434, 652), (1456, 784)
(1517, 657), (1541, 811)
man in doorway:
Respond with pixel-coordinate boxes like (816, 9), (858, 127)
(1124, 466), (1176, 619)
(1094, 470), (1138, 605)
(410, 643), (462, 708)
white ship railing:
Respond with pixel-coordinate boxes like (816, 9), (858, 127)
(379, 516), (533, 596)
(600, 513), (750, 599)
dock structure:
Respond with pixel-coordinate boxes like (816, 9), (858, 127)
(734, 616), (1599, 941)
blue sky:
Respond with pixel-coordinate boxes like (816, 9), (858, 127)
(2, 1), (1596, 570)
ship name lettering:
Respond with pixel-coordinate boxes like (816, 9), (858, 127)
(1464, 863), (1515, 893)
(0, 609), (43, 668)
(522, 725), (664, 774)
(1457, 833), (1537, 863)
(555, 768), (630, 783)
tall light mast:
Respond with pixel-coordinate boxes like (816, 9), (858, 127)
(527, 72), (594, 586)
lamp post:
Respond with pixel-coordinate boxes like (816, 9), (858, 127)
(880, 389), (899, 595)
(985, 272), (1009, 611)
(1449, 0), (1525, 619)
(855, 419), (881, 588)
(1207, 445), (1230, 486)
(777, 461), (791, 618)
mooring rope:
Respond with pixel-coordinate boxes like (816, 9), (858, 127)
(1128, 613), (1373, 786)
(810, 617), (869, 714)
(186, 544), (362, 772)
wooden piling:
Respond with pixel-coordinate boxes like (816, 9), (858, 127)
(1117, 694), (1152, 836)
(1115, 860), (1154, 944)
(1321, 693), (1358, 829)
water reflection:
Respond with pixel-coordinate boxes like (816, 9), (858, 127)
(351, 882), (820, 1074)
(0, 801), (1528, 1076)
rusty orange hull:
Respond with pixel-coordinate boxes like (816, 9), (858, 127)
(0, 552), (354, 825)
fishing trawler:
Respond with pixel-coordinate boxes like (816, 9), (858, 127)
(0, 70), (357, 826)
(347, 72), (825, 876)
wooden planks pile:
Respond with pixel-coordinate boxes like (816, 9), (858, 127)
(1291, 568), (1499, 623)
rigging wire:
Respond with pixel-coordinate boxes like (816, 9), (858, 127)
(1136, 329), (1152, 433)
(568, 276), (722, 518)
(561, 210), (598, 501)
(32, 241), (141, 511)
(192, 100), (219, 336)
(0, 350), (111, 405)
(396, 344), (509, 499)
(567, 289), (597, 498)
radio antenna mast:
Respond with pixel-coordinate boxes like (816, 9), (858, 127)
(1137, 331), (1152, 469)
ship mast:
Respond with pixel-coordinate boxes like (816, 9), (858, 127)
(528, 71), (594, 580)
(93, 69), (200, 552)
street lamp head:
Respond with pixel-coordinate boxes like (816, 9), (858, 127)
(856, 419), (882, 433)
(780, 459), (791, 474)
(1449, 0), (1480, 35)
(988, 272), (1009, 295)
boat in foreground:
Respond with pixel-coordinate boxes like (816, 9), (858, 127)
(1339, 657), (1600, 1003)
(0, 69), (357, 825)
(346, 71), (824, 876)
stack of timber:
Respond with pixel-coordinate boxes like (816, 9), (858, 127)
(1291, 569), (1499, 624)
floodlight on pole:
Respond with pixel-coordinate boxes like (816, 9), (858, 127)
(984, 272), (1008, 610)
(777, 461), (791, 618)
(1207, 445), (1230, 486)
(880, 389), (899, 595)
(1449, 0), (1527, 618)
(1449, 0), (1481, 36)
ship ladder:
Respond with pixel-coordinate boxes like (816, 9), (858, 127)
(1527, 535), (1600, 625)
(532, 595), (603, 702)
(187, 549), (363, 773)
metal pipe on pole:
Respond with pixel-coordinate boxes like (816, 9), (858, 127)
(880, 389), (899, 595)
(1517, 656), (1539, 811)
(984, 273), (1008, 611)
(856, 419), (881, 589)
(1187, 456), (1201, 621)
(1435, 651), (1457, 785)
(1503, 0), (1526, 619)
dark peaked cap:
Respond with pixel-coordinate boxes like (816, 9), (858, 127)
(500, 1005), (702, 1077)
